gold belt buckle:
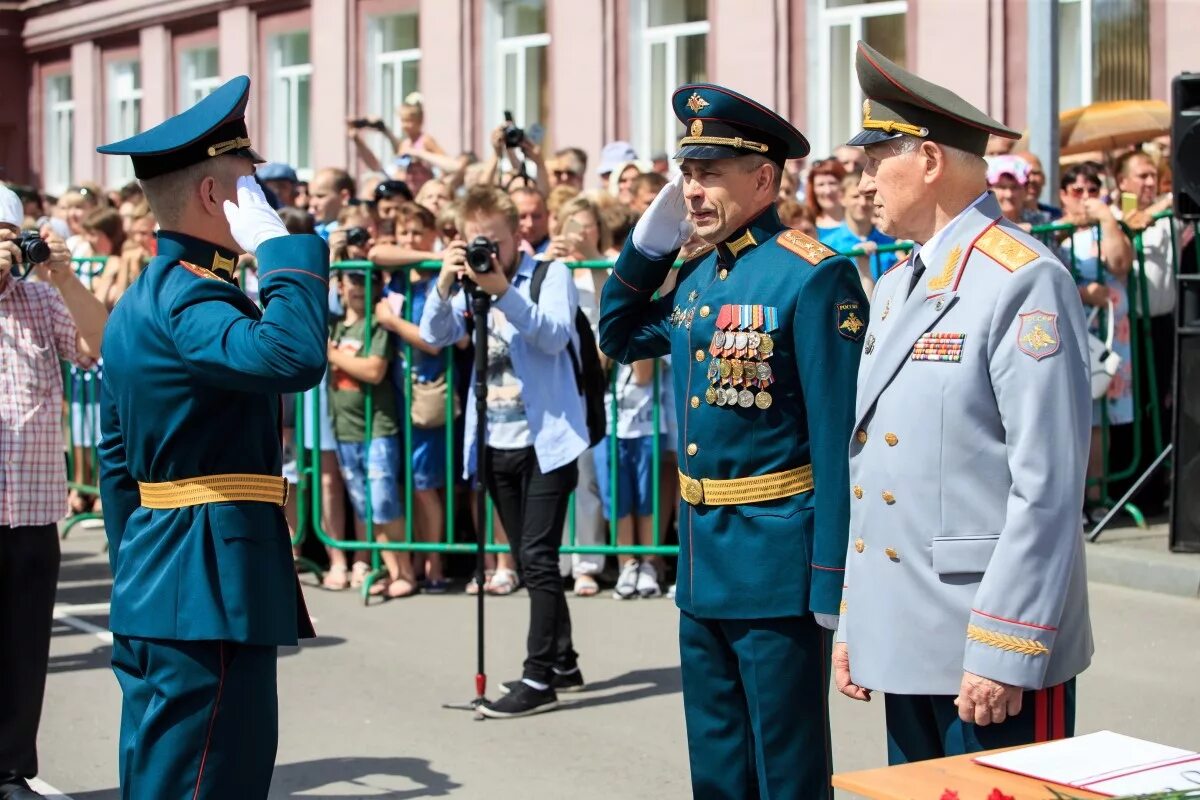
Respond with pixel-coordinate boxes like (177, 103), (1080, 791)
(679, 473), (704, 506)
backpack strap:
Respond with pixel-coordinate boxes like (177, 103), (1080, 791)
(528, 259), (584, 392)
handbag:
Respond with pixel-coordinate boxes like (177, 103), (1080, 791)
(410, 373), (461, 429)
(1086, 300), (1121, 401)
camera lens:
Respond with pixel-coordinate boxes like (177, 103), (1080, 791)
(344, 226), (370, 248)
(504, 126), (525, 148)
(465, 236), (497, 273)
(18, 233), (50, 265)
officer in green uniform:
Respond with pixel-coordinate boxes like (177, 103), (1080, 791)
(599, 85), (866, 799)
(96, 76), (329, 799)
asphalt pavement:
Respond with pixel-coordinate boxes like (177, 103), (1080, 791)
(32, 524), (1200, 799)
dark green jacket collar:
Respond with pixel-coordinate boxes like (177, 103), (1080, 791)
(156, 231), (240, 280)
(716, 204), (785, 265)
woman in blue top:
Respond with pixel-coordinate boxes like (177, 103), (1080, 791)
(806, 158), (847, 243)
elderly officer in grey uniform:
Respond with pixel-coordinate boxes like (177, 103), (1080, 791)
(832, 42), (1093, 765)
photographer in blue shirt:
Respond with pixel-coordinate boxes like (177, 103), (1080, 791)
(420, 185), (589, 718)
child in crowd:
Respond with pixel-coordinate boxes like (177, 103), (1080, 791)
(373, 202), (459, 592)
(328, 269), (417, 598)
(822, 171), (900, 295)
(596, 359), (670, 599)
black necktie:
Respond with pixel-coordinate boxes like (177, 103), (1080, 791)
(907, 254), (927, 298)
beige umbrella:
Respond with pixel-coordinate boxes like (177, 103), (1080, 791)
(1014, 99), (1171, 155)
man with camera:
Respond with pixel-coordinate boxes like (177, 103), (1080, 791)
(420, 185), (589, 718)
(0, 185), (107, 800)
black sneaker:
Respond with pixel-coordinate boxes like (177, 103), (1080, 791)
(477, 681), (558, 718)
(499, 667), (585, 695)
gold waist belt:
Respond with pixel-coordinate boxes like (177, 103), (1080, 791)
(138, 474), (288, 509)
(678, 465), (813, 507)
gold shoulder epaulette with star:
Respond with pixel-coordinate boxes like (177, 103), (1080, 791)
(178, 261), (221, 281)
(776, 229), (835, 265)
(681, 243), (716, 263)
(974, 226), (1038, 273)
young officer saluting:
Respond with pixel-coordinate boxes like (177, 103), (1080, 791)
(600, 85), (866, 799)
(96, 77), (329, 798)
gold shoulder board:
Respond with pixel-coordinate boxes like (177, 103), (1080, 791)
(974, 226), (1038, 273)
(776, 229), (835, 265)
(179, 261), (221, 281)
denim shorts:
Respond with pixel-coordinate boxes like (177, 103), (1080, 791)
(411, 426), (449, 491)
(593, 435), (659, 520)
(335, 434), (402, 524)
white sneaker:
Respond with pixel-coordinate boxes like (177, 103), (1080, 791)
(667, 583), (677, 599)
(613, 560), (640, 599)
(636, 561), (662, 598)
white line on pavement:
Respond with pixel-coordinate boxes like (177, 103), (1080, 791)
(28, 778), (75, 799)
(52, 607), (113, 645)
(53, 602), (112, 615)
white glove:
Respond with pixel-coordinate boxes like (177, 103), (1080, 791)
(814, 613), (839, 631)
(631, 172), (693, 259)
(222, 175), (289, 256)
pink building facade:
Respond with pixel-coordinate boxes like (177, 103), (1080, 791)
(6, 0), (1200, 194)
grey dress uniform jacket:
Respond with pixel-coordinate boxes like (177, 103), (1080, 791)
(838, 193), (1094, 695)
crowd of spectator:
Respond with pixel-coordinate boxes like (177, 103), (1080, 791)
(2, 97), (1182, 598)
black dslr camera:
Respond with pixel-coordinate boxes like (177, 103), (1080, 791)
(343, 226), (371, 248)
(465, 236), (499, 274)
(503, 111), (525, 149)
(17, 231), (50, 265)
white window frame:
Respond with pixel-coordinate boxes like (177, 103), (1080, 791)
(811, 0), (907, 160)
(106, 59), (142, 187)
(483, 0), (550, 151)
(179, 46), (221, 111)
(267, 31), (313, 180)
(630, 0), (709, 162)
(44, 73), (74, 196)
(1059, 0), (1093, 109)
(366, 14), (422, 166)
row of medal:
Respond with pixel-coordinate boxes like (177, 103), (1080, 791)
(704, 304), (779, 410)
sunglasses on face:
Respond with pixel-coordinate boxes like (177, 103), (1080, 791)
(1066, 185), (1101, 198)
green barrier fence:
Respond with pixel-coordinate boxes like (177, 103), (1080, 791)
(56, 216), (1178, 578)
(61, 256), (107, 538)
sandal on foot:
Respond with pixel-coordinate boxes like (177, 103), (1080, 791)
(573, 575), (600, 597)
(467, 569), (495, 596)
(322, 564), (350, 591)
(350, 562), (371, 589)
(486, 568), (520, 596)
(387, 578), (419, 599)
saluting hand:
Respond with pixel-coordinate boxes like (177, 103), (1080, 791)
(631, 172), (693, 258)
(223, 175), (289, 257)
(955, 671), (1022, 726)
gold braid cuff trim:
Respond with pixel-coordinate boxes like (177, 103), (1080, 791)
(966, 624), (1049, 657)
(139, 474), (289, 509)
(839, 599), (848, 615)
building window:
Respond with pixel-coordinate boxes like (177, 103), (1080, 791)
(631, 0), (708, 162)
(487, 0), (549, 140)
(44, 74), (74, 196)
(180, 46), (221, 111)
(813, 0), (906, 160)
(268, 31), (312, 177)
(366, 13), (420, 163)
(106, 60), (142, 187)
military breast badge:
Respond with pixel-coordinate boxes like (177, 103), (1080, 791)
(1017, 310), (1060, 360)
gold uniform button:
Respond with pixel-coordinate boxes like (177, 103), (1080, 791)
(699, 306), (711, 318)
(719, 269), (729, 280)
(885, 433), (899, 447)
(856, 430), (868, 444)
(695, 349), (705, 362)
(852, 485), (863, 500)
(687, 443), (698, 456)
(882, 491), (896, 505)
(854, 538), (865, 553)
(690, 396), (700, 409)
(885, 547), (899, 561)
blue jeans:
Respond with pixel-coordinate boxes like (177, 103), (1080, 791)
(335, 435), (402, 524)
(593, 435), (658, 520)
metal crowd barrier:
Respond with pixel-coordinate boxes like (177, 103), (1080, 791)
(57, 214), (1176, 580)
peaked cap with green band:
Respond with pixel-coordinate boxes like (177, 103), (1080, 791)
(847, 42), (1020, 156)
(673, 83), (810, 166)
